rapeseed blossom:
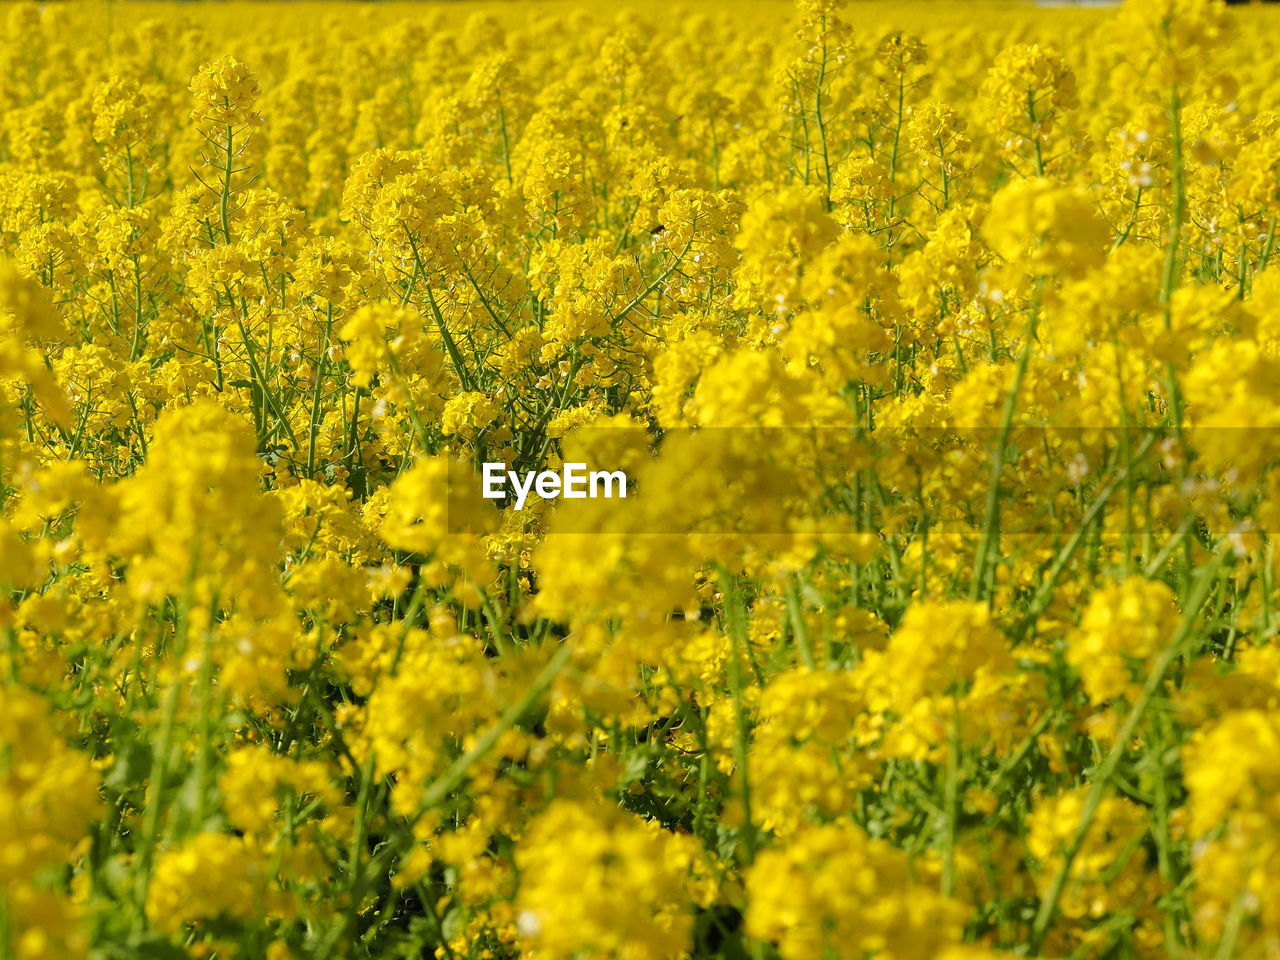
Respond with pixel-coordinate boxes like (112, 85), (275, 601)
(3, 0), (1280, 956)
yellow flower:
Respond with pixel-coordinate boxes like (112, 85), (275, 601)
(189, 55), (262, 127)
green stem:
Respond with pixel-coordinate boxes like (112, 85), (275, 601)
(1028, 552), (1223, 952)
(971, 308), (1039, 602)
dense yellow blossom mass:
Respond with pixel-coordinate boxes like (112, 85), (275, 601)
(3, 0), (1280, 956)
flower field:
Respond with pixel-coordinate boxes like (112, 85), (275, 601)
(5, 0), (1280, 956)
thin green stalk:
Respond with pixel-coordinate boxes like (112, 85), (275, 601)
(1028, 552), (1224, 952)
(971, 309), (1039, 602)
(719, 570), (758, 864)
(413, 640), (572, 814)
